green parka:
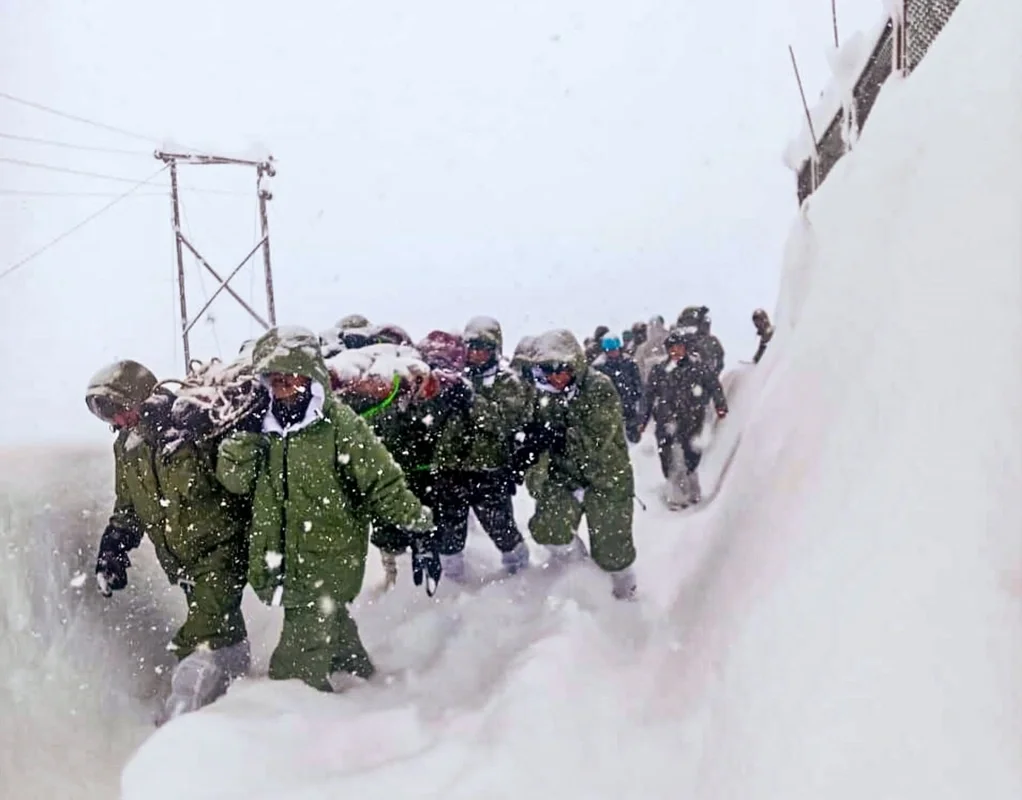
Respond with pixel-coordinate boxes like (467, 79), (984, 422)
(216, 328), (430, 609)
(436, 316), (532, 472)
(530, 331), (634, 498)
(526, 329), (636, 573)
(86, 361), (249, 584)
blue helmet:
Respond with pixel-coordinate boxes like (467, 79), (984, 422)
(601, 335), (622, 352)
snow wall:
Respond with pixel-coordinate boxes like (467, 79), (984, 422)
(1, 0), (1018, 797)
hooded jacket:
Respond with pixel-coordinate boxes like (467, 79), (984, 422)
(216, 327), (429, 608)
(86, 361), (249, 583)
(528, 330), (634, 497)
(436, 316), (532, 472)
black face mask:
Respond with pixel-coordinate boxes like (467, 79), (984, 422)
(271, 386), (313, 429)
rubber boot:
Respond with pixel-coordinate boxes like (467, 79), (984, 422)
(545, 535), (589, 569)
(609, 566), (637, 601)
(500, 541), (530, 575)
(439, 551), (468, 584)
(160, 639), (250, 725)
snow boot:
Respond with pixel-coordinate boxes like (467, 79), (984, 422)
(439, 551), (469, 584)
(686, 470), (702, 505)
(500, 541), (530, 576)
(609, 566), (637, 601)
(159, 639), (250, 725)
(544, 535), (589, 570)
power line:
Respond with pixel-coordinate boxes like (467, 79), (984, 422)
(0, 186), (248, 197)
(0, 131), (151, 156)
(0, 164), (170, 283)
(0, 90), (160, 145)
(0, 156), (159, 185)
(0, 189), (168, 197)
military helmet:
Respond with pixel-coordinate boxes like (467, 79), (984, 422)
(85, 360), (157, 422)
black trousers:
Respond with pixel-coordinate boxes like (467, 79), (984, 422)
(432, 470), (523, 556)
(371, 470), (435, 555)
(655, 428), (701, 479)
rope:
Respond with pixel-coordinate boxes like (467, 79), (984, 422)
(359, 375), (403, 420)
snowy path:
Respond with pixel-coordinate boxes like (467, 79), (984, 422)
(0, 418), (735, 800)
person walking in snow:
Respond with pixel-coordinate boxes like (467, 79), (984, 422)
(584, 325), (611, 364)
(521, 329), (639, 600)
(627, 321), (648, 357)
(634, 315), (669, 384)
(362, 331), (474, 592)
(643, 329), (728, 508)
(592, 334), (644, 444)
(676, 305), (725, 375)
(85, 360), (252, 724)
(751, 308), (774, 364)
(216, 327), (434, 692)
(431, 316), (533, 580)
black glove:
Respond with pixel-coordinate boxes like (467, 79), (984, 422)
(95, 525), (135, 596)
(410, 532), (442, 596)
(441, 380), (473, 415)
(497, 467), (518, 496)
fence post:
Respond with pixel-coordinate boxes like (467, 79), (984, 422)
(892, 0), (908, 76)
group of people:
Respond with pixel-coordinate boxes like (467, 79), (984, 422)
(581, 305), (774, 506)
(81, 305), (775, 725)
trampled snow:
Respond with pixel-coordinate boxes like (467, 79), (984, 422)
(2, 0), (1021, 797)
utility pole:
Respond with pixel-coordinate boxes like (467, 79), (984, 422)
(155, 149), (278, 370)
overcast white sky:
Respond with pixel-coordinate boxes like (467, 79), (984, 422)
(0, 0), (883, 444)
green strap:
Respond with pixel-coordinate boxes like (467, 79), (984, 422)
(359, 374), (402, 421)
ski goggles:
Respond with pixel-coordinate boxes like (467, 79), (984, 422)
(534, 362), (573, 377)
(465, 338), (497, 352)
(86, 393), (126, 423)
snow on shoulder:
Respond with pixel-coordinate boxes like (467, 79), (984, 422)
(121, 2), (1022, 798)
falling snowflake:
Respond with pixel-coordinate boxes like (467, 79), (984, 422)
(265, 551), (283, 570)
(422, 413), (435, 427)
(303, 520), (313, 532)
(69, 572), (87, 589)
(692, 385), (704, 397)
(338, 453), (351, 465)
(318, 594), (337, 616)
(515, 431), (526, 442)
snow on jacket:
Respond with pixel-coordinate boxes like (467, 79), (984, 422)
(529, 329), (634, 497)
(644, 354), (728, 437)
(216, 327), (430, 609)
(86, 362), (249, 584)
(436, 317), (532, 472)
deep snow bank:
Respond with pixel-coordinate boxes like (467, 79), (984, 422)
(123, 0), (1021, 797)
(0, 448), (179, 799)
(657, 0), (1022, 796)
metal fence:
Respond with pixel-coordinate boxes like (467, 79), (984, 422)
(796, 0), (963, 203)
